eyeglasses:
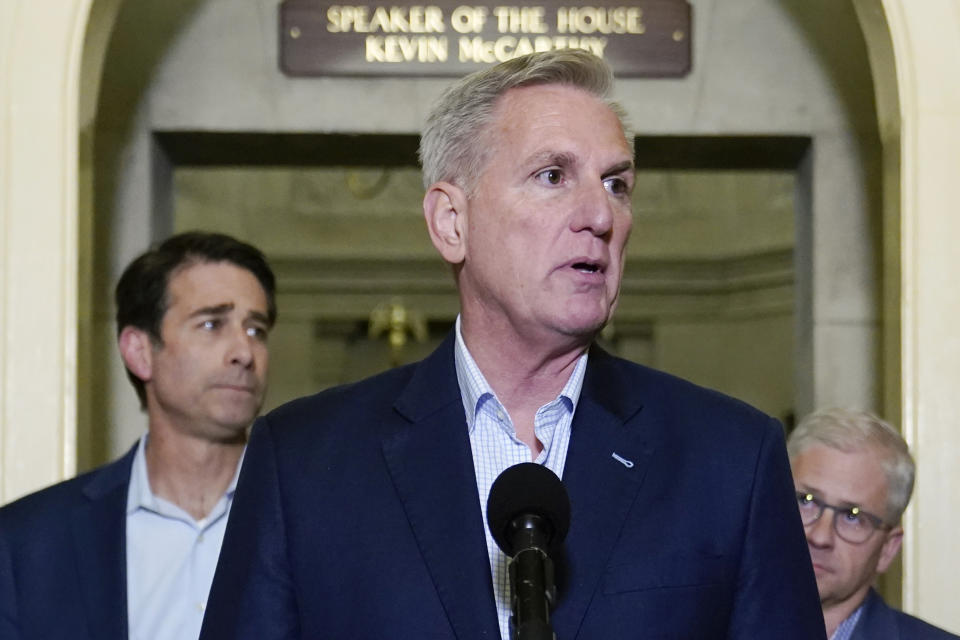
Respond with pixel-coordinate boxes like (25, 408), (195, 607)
(795, 491), (890, 544)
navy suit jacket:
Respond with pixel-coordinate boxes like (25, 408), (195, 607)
(851, 589), (960, 640)
(0, 445), (135, 640)
(200, 335), (825, 639)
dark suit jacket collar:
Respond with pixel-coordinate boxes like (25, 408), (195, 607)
(553, 345), (653, 639)
(581, 344), (646, 421)
(72, 443), (137, 640)
(385, 333), (501, 639)
(389, 335), (652, 640)
(80, 442), (137, 501)
(850, 588), (897, 640)
(393, 331), (463, 423)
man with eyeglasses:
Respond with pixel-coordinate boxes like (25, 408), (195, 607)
(788, 408), (959, 640)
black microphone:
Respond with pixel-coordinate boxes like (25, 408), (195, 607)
(487, 463), (571, 640)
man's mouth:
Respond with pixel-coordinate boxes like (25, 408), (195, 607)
(215, 383), (257, 394)
(808, 554), (832, 574)
(572, 261), (602, 274)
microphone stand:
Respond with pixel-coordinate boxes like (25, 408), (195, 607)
(507, 514), (558, 640)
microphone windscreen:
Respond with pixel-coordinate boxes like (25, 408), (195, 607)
(487, 462), (571, 556)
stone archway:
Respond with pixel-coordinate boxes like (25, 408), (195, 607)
(0, 0), (123, 501)
(851, 1), (960, 626)
(1, 0), (959, 630)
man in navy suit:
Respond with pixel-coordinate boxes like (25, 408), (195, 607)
(200, 50), (824, 640)
(789, 409), (959, 639)
(0, 232), (276, 640)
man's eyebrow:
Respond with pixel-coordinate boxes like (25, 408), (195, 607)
(835, 499), (864, 510)
(602, 160), (635, 177)
(797, 483), (822, 497)
(188, 303), (234, 318)
(247, 310), (270, 325)
(798, 485), (861, 509)
(524, 150), (577, 168)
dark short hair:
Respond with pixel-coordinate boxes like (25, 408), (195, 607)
(115, 231), (277, 408)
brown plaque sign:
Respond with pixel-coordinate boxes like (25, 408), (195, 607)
(279, 0), (691, 77)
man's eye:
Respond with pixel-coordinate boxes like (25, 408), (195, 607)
(843, 509), (864, 525)
(603, 176), (629, 196)
(246, 326), (268, 341)
(201, 319), (221, 331)
(535, 168), (563, 185)
(798, 493), (816, 507)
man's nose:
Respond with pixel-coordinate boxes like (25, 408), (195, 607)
(805, 511), (836, 547)
(227, 325), (255, 368)
(571, 181), (616, 238)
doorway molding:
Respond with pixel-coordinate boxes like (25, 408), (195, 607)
(2, 0), (959, 629)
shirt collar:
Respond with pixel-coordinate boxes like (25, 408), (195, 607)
(126, 435), (154, 516)
(453, 315), (588, 433)
(830, 601), (865, 640)
(126, 434), (244, 522)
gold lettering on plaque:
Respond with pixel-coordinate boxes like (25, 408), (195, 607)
(366, 35), (449, 62)
(327, 5), (445, 33)
(491, 6), (548, 33)
(459, 35), (607, 62)
(556, 7), (644, 35)
(450, 5), (489, 33)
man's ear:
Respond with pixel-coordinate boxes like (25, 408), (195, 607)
(118, 326), (154, 384)
(876, 524), (904, 574)
(423, 181), (467, 265)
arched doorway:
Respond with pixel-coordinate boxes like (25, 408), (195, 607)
(1, 0), (959, 629)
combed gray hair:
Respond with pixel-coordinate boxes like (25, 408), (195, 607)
(788, 408), (915, 523)
(418, 49), (631, 193)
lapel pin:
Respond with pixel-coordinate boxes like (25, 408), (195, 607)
(611, 452), (634, 468)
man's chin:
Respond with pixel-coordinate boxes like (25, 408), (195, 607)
(553, 320), (606, 344)
(553, 303), (612, 335)
(211, 404), (263, 435)
(813, 574), (842, 605)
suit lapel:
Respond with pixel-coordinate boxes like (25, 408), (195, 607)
(552, 347), (655, 640)
(71, 446), (136, 640)
(850, 589), (899, 640)
(382, 335), (501, 640)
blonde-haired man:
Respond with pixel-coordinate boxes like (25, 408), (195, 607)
(789, 408), (959, 640)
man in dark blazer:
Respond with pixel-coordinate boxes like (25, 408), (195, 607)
(789, 409), (959, 639)
(200, 50), (824, 640)
(0, 232), (276, 640)
(853, 590), (960, 640)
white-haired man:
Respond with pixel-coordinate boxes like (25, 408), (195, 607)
(789, 408), (959, 640)
(201, 50), (824, 640)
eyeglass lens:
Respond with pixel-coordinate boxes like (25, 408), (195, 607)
(796, 492), (879, 543)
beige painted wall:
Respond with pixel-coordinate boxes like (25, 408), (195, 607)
(1, 0), (960, 632)
(0, 0), (84, 501)
(868, 1), (960, 626)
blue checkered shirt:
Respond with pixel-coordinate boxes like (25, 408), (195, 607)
(831, 603), (864, 640)
(454, 317), (587, 640)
